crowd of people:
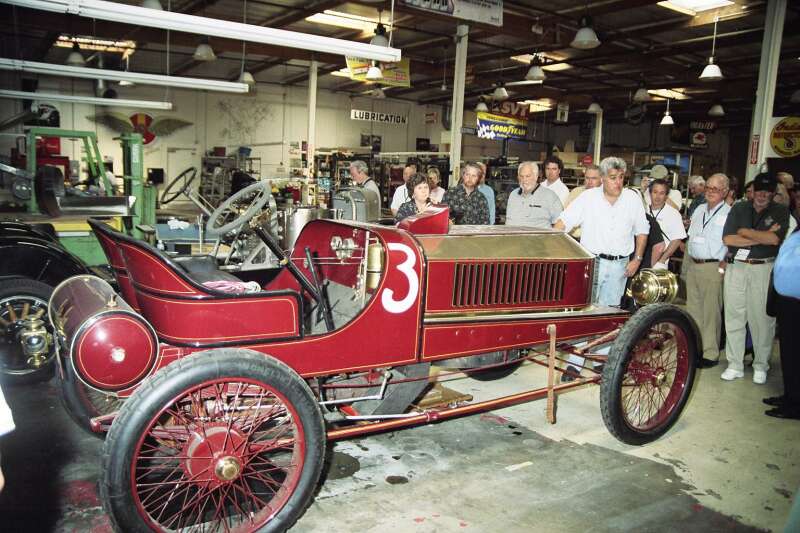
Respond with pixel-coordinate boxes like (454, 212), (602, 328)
(351, 155), (798, 420)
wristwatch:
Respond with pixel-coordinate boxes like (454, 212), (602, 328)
(633, 255), (644, 261)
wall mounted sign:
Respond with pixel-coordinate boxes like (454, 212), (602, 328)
(490, 101), (529, 120)
(87, 112), (192, 145)
(690, 130), (708, 150)
(476, 111), (526, 140)
(770, 116), (800, 158)
(400, 0), (503, 26)
(351, 109), (408, 125)
(689, 120), (717, 132)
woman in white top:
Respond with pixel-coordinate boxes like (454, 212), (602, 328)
(427, 167), (446, 204)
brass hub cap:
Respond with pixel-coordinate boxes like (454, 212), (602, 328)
(215, 456), (242, 482)
(654, 370), (667, 386)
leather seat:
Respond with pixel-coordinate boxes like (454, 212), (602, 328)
(172, 256), (241, 284)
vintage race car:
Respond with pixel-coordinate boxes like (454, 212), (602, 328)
(49, 206), (698, 532)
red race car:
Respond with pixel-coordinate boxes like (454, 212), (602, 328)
(50, 205), (697, 532)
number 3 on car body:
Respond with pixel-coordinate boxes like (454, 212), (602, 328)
(381, 242), (419, 314)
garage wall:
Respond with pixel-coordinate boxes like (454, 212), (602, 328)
(0, 78), (442, 183)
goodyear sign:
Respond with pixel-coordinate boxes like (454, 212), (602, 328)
(476, 111), (527, 140)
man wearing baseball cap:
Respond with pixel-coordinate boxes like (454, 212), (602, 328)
(721, 172), (790, 384)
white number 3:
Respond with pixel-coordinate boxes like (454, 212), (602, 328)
(381, 243), (419, 314)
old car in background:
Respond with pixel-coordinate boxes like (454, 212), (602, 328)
(49, 207), (698, 532)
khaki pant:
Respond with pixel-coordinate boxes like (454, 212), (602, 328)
(685, 261), (724, 360)
(723, 261), (775, 373)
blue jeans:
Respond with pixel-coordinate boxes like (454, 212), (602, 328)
(594, 257), (629, 306)
(566, 257), (627, 370)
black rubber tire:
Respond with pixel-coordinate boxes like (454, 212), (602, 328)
(0, 278), (56, 385)
(600, 304), (698, 446)
(466, 350), (524, 382)
(101, 349), (325, 533)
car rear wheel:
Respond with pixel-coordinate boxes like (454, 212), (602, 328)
(0, 278), (56, 385)
(101, 349), (325, 533)
(600, 304), (698, 445)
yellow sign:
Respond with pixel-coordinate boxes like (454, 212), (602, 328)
(476, 111), (527, 140)
(345, 57), (411, 88)
(770, 116), (800, 157)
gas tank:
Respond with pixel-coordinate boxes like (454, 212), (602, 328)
(50, 275), (158, 392)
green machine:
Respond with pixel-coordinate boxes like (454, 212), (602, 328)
(22, 128), (156, 264)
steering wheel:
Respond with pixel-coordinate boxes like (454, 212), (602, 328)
(160, 167), (198, 205)
(206, 181), (272, 237)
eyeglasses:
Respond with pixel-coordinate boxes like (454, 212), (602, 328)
(706, 187), (727, 193)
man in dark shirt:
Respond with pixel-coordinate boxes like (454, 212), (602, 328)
(442, 162), (490, 225)
(720, 172), (790, 385)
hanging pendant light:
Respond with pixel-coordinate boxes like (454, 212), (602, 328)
(633, 81), (649, 102)
(366, 61), (383, 80)
(236, 0), (254, 89)
(587, 102), (602, 114)
(493, 85), (509, 100)
(194, 38), (216, 61)
(118, 56), (135, 87)
(571, 17), (601, 50)
(65, 42), (85, 66)
(699, 17), (723, 81)
(475, 99), (489, 112)
(370, 23), (390, 47)
(238, 70), (255, 86)
(708, 103), (725, 117)
(525, 55), (546, 82)
(141, 0), (163, 9)
(660, 98), (674, 126)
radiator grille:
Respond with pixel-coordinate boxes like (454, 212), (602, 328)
(452, 262), (567, 308)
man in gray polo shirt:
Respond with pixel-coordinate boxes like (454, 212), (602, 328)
(505, 161), (562, 228)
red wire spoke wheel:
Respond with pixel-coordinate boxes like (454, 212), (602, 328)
(101, 349), (325, 532)
(600, 304), (698, 445)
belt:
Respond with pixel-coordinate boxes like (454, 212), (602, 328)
(728, 257), (775, 265)
(597, 253), (627, 261)
(691, 258), (718, 264)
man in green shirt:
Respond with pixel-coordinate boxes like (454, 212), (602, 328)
(721, 172), (790, 384)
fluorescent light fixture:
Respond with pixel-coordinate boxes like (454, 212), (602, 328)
(657, 0), (733, 16)
(587, 102), (602, 114)
(331, 67), (352, 78)
(475, 100), (489, 112)
(493, 86), (509, 100)
(306, 10), (392, 33)
(57, 35), (137, 56)
(708, 103), (725, 117)
(521, 98), (553, 113)
(65, 43), (85, 66)
(648, 88), (691, 100)
(699, 57), (723, 81)
(0, 58), (250, 93)
(7, 0), (402, 63)
(0, 89), (173, 110)
(193, 40), (216, 61)
(571, 17), (601, 50)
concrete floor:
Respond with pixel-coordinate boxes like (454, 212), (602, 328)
(0, 349), (797, 532)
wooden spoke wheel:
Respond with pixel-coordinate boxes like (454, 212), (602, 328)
(101, 349), (325, 532)
(0, 278), (55, 385)
(600, 304), (698, 445)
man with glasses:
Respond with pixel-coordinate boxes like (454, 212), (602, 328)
(721, 172), (790, 384)
(685, 173), (731, 368)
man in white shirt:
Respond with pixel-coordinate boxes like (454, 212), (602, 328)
(391, 162), (417, 215)
(349, 160), (381, 209)
(505, 161), (562, 228)
(555, 156), (649, 305)
(685, 173), (731, 368)
(540, 156), (570, 207)
(647, 179), (687, 270)
(554, 156), (649, 381)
